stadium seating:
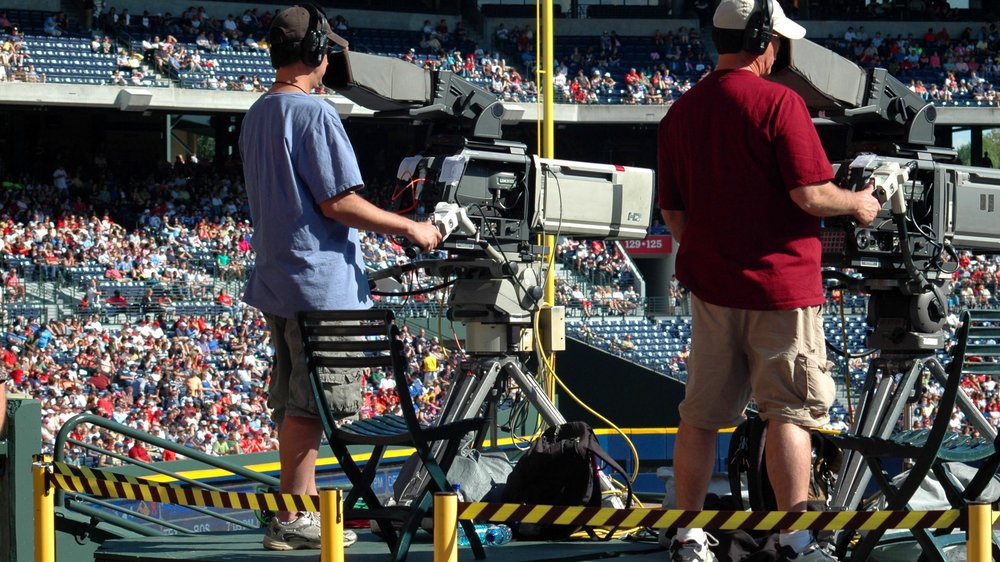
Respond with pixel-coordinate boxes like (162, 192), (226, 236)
(2, 5), (999, 466)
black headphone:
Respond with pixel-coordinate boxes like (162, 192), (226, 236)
(299, 3), (330, 67)
(742, 0), (774, 55)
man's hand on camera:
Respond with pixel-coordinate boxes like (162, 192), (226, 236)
(853, 185), (881, 226)
(407, 219), (443, 253)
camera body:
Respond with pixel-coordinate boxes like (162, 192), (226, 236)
(766, 38), (1000, 351)
(821, 152), (1000, 276)
(394, 135), (655, 255)
(326, 50), (655, 257)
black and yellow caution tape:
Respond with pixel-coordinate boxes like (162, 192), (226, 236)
(458, 502), (965, 532)
(45, 463), (975, 533)
(50, 462), (320, 513)
(53, 463), (153, 487)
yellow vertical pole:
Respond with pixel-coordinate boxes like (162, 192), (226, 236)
(539, 0), (555, 161)
(434, 492), (458, 562)
(535, 1), (543, 160)
(968, 503), (991, 562)
(320, 489), (344, 562)
(33, 463), (54, 562)
(538, 1), (558, 402)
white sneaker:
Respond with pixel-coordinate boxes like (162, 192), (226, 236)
(264, 512), (321, 551)
(263, 512), (357, 551)
(669, 538), (719, 562)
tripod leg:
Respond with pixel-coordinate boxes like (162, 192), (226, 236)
(927, 357), (996, 440)
(437, 359), (505, 428)
(396, 358), (506, 505)
(831, 361), (893, 512)
(500, 358), (566, 426)
(831, 358), (925, 512)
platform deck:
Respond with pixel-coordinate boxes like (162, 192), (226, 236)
(93, 528), (668, 562)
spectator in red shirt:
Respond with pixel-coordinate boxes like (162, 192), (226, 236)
(935, 27), (950, 44)
(89, 373), (112, 392)
(624, 67), (640, 86)
(4, 268), (25, 301)
(1, 346), (17, 370)
(128, 441), (152, 463)
(96, 391), (114, 416)
(106, 290), (128, 308)
(241, 432), (260, 453)
(217, 289), (233, 307)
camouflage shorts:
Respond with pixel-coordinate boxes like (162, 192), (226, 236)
(263, 313), (362, 425)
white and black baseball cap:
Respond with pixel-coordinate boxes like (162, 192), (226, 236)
(713, 0), (806, 40)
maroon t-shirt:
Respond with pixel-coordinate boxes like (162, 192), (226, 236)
(658, 69), (833, 310)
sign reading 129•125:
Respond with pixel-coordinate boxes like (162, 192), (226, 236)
(623, 235), (672, 255)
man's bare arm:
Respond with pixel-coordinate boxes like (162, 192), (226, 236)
(789, 181), (881, 226)
(320, 190), (442, 252)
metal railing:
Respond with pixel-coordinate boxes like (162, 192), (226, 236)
(0, 258), (249, 324)
(52, 413), (280, 536)
(559, 295), (690, 319)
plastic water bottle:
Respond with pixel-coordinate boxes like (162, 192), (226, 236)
(451, 485), (512, 547)
(457, 523), (513, 547)
(456, 523), (486, 547)
(483, 523), (513, 546)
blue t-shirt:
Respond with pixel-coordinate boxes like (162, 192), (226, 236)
(35, 328), (52, 350)
(239, 92), (371, 319)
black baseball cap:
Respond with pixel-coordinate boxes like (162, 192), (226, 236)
(269, 5), (348, 49)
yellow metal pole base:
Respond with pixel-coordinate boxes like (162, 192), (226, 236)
(33, 462), (55, 562)
(321, 489), (344, 562)
(434, 492), (458, 562)
(967, 502), (992, 562)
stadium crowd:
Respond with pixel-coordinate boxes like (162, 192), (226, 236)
(5, 304), (461, 467)
(4, 4), (1000, 107)
(0, 159), (462, 464)
(1, 3), (999, 458)
(819, 22), (1000, 105)
(554, 238), (646, 317)
(0, 155), (997, 460)
(907, 251), (1000, 435)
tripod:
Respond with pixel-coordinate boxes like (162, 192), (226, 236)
(831, 351), (996, 512)
(396, 351), (627, 508)
(391, 256), (626, 509)
(438, 355), (564, 446)
(830, 288), (996, 513)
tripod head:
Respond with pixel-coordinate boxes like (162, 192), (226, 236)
(369, 201), (555, 356)
(371, 253), (548, 354)
(824, 269), (950, 356)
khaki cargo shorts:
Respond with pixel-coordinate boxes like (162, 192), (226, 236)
(264, 313), (363, 425)
(679, 296), (835, 430)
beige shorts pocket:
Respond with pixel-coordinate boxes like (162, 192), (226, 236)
(796, 354), (835, 423)
(319, 367), (363, 418)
